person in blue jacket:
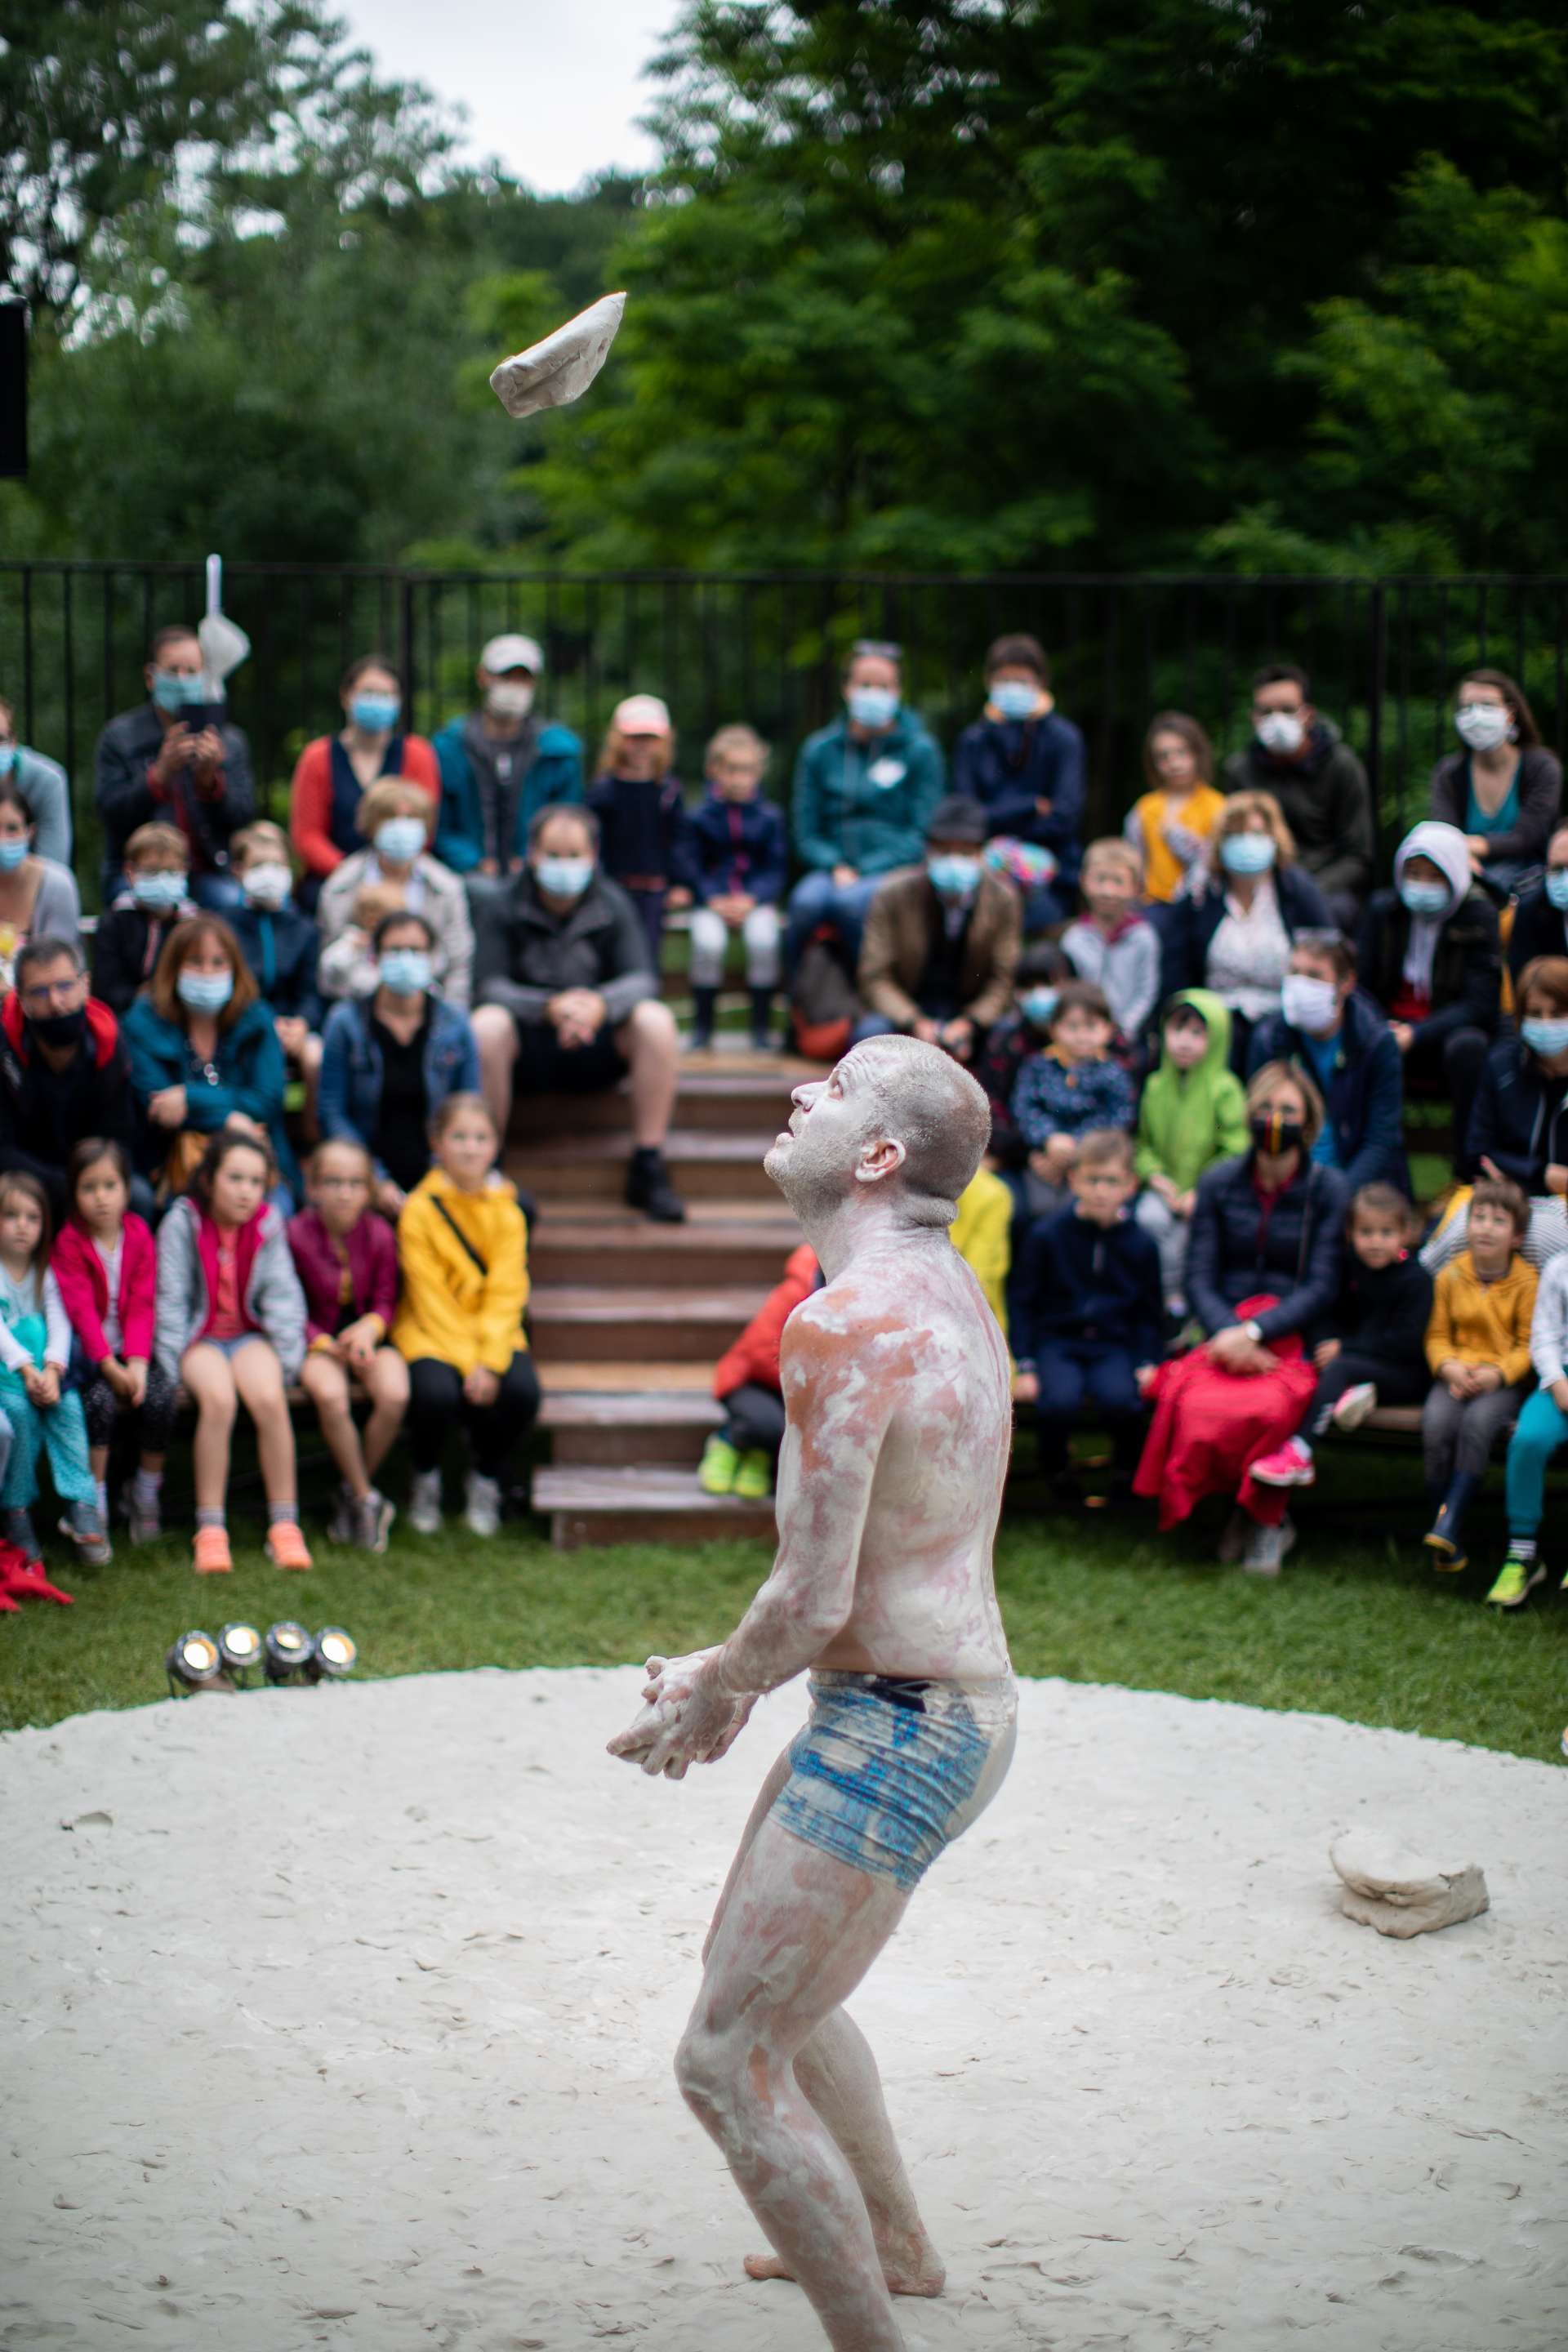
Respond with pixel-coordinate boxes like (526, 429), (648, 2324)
(224, 821), (324, 1115)
(786, 639), (943, 974)
(687, 724), (788, 1050)
(1246, 931), (1408, 1193)
(952, 633), (1086, 927)
(121, 915), (298, 1201)
(318, 910), (481, 1220)
(432, 633), (583, 881)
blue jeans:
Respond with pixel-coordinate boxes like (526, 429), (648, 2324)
(1504, 1386), (1568, 1539)
(786, 871), (882, 977)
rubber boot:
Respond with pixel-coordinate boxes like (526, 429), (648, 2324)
(689, 987), (718, 1051)
(748, 987), (775, 1052)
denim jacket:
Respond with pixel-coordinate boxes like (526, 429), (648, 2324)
(318, 995), (479, 1180)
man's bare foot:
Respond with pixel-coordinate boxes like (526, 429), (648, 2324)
(744, 2225), (945, 2298)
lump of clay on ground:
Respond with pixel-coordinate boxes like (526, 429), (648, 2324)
(1330, 1829), (1489, 1939)
(490, 292), (626, 418)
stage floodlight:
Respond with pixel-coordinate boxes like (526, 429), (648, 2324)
(263, 1619), (315, 1685)
(166, 1628), (225, 1696)
(305, 1627), (357, 1683)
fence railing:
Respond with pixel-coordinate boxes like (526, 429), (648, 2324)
(2, 562), (1566, 904)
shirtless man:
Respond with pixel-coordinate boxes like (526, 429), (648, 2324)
(608, 1034), (1016, 2352)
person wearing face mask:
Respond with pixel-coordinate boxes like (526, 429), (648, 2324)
(1245, 931), (1407, 1193)
(1221, 664), (1374, 931)
(122, 916), (297, 1204)
(224, 824), (323, 1111)
(0, 940), (137, 1225)
(1506, 822), (1568, 991)
(0, 777), (80, 994)
(316, 778), (474, 1009)
(853, 798), (1020, 1059)
(1182, 791), (1333, 1071)
(586, 694), (697, 969)
(1428, 668), (1562, 901)
(1060, 838), (1160, 1061)
(318, 912), (481, 1223)
(1356, 818), (1500, 1161)
(287, 653), (439, 903)
(0, 693), (73, 866)
(953, 634), (1085, 928)
(91, 822), (198, 1016)
(1427, 954), (1568, 1278)
(95, 624), (256, 911)
(470, 804), (686, 1222)
(686, 724), (789, 1051)
(1137, 1062), (1348, 1575)
(1133, 991), (1250, 1316)
(786, 640), (944, 977)
(432, 634), (583, 884)
(972, 941), (1071, 1176)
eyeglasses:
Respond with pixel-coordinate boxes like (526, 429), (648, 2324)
(314, 1174), (369, 1192)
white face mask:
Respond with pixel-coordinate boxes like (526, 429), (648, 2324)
(1454, 702), (1512, 753)
(1281, 972), (1340, 1035)
(241, 861), (292, 911)
(1255, 710), (1306, 755)
(486, 681), (534, 721)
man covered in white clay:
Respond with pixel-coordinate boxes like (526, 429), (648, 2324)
(608, 1035), (1016, 2352)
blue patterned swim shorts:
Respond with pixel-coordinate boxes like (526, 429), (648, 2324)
(771, 1669), (1017, 1894)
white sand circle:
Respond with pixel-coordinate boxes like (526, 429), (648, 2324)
(4, 1669), (1565, 2350)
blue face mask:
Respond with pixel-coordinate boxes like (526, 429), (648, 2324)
(0, 746), (16, 777)
(1545, 870), (1568, 912)
(379, 947), (432, 997)
(0, 836), (29, 872)
(350, 692), (400, 733)
(536, 854), (594, 900)
(1021, 987), (1059, 1028)
(176, 967), (234, 1016)
(374, 817), (426, 867)
(847, 685), (899, 731)
(1219, 832), (1276, 875)
(926, 853), (981, 897)
(991, 681), (1039, 723)
(1399, 880), (1450, 918)
(131, 869), (187, 912)
(1521, 1016), (1568, 1058)
(152, 670), (203, 714)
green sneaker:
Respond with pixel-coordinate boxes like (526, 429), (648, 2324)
(1485, 1553), (1546, 1609)
(732, 1448), (773, 1501)
(697, 1435), (741, 1496)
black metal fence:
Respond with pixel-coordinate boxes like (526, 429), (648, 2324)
(2, 561), (1566, 905)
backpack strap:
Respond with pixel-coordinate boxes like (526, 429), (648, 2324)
(431, 1193), (488, 1277)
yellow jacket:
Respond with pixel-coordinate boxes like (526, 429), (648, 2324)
(1425, 1250), (1537, 1387)
(393, 1168), (529, 1378)
(1126, 782), (1227, 903)
(951, 1166), (1012, 1336)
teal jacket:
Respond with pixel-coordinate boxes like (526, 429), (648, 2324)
(791, 710), (945, 877)
(432, 714), (583, 875)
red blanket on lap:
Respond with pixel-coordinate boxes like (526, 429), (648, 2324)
(1133, 1295), (1316, 1531)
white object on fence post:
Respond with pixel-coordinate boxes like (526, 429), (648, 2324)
(198, 552), (250, 704)
(489, 292), (626, 420)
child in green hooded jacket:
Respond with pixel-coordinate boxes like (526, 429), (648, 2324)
(1134, 989), (1250, 1312)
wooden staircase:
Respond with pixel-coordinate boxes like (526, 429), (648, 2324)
(511, 1045), (809, 1548)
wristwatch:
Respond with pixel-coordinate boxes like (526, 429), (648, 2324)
(1241, 1318), (1263, 1344)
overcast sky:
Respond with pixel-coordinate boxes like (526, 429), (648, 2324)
(338, 0), (692, 193)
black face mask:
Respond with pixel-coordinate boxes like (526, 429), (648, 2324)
(29, 1007), (87, 1050)
(1250, 1111), (1304, 1154)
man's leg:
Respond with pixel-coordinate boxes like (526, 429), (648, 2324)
(617, 997), (680, 1148)
(677, 1812), (916, 2352)
(471, 1004), (519, 1137)
(785, 870), (836, 977)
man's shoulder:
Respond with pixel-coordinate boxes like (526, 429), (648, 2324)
(98, 704), (157, 753)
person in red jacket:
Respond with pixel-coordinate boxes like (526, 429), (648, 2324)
(287, 1138), (407, 1551)
(287, 654), (439, 903)
(51, 1137), (177, 1544)
(697, 1241), (822, 1499)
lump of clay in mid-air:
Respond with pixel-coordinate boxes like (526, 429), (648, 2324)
(489, 291), (626, 419)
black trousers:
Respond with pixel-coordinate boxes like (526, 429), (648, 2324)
(405, 1352), (541, 1477)
(82, 1362), (180, 1456)
(1305, 1348), (1428, 1437)
(719, 1381), (786, 1457)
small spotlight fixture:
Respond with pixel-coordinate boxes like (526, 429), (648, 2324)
(263, 1619), (316, 1685)
(165, 1628), (225, 1697)
(216, 1622), (263, 1683)
(305, 1627), (357, 1684)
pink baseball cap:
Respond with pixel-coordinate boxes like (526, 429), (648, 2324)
(612, 693), (671, 735)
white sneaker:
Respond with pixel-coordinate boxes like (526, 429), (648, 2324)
(1241, 1516), (1297, 1577)
(408, 1469), (443, 1535)
(1331, 1381), (1379, 1432)
(464, 1472), (501, 1537)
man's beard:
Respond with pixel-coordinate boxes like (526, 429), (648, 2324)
(765, 1126), (853, 1221)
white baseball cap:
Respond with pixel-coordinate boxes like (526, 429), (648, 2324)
(613, 693), (671, 734)
(479, 633), (543, 676)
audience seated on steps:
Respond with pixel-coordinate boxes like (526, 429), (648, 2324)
(288, 1137), (407, 1554)
(1423, 952), (1568, 1274)
(686, 724), (787, 1052)
(853, 795), (1020, 1059)
(470, 801), (686, 1224)
(432, 632), (583, 881)
(287, 653), (439, 906)
(1221, 662), (1375, 933)
(1059, 835), (1160, 1067)
(91, 822), (198, 1016)
(1178, 791), (1334, 1075)
(1133, 988), (1249, 1316)
(316, 778), (474, 1009)
(224, 822), (323, 1119)
(953, 631), (1085, 929)
(94, 621), (256, 913)
(0, 938), (138, 1227)
(1009, 980), (1136, 1223)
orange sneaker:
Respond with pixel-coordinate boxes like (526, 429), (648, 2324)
(265, 1519), (314, 1571)
(193, 1526), (233, 1575)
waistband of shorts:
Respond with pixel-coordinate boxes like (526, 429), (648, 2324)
(808, 1668), (1017, 1702)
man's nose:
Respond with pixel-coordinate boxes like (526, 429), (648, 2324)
(791, 1082), (822, 1111)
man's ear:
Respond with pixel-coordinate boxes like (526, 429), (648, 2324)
(854, 1135), (906, 1187)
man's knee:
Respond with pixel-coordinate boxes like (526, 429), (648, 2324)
(1444, 1026), (1487, 1076)
(472, 1004), (517, 1061)
(622, 997), (677, 1053)
(675, 2022), (748, 2125)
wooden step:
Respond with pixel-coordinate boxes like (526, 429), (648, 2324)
(539, 1360), (716, 1392)
(507, 1130), (782, 1203)
(530, 1209), (800, 1288)
(532, 1463), (776, 1551)
(509, 1059), (812, 1140)
(528, 1284), (761, 1365)
(539, 1389), (722, 1467)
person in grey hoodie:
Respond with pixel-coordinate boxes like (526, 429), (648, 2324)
(1223, 663), (1374, 930)
(0, 696), (72, 865)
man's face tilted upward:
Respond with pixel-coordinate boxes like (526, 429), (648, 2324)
(764, 1054), (878, 1215)
(765, 1037), (991, 1227)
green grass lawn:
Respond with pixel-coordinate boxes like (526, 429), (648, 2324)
(2, 1440), (1564, 1762)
